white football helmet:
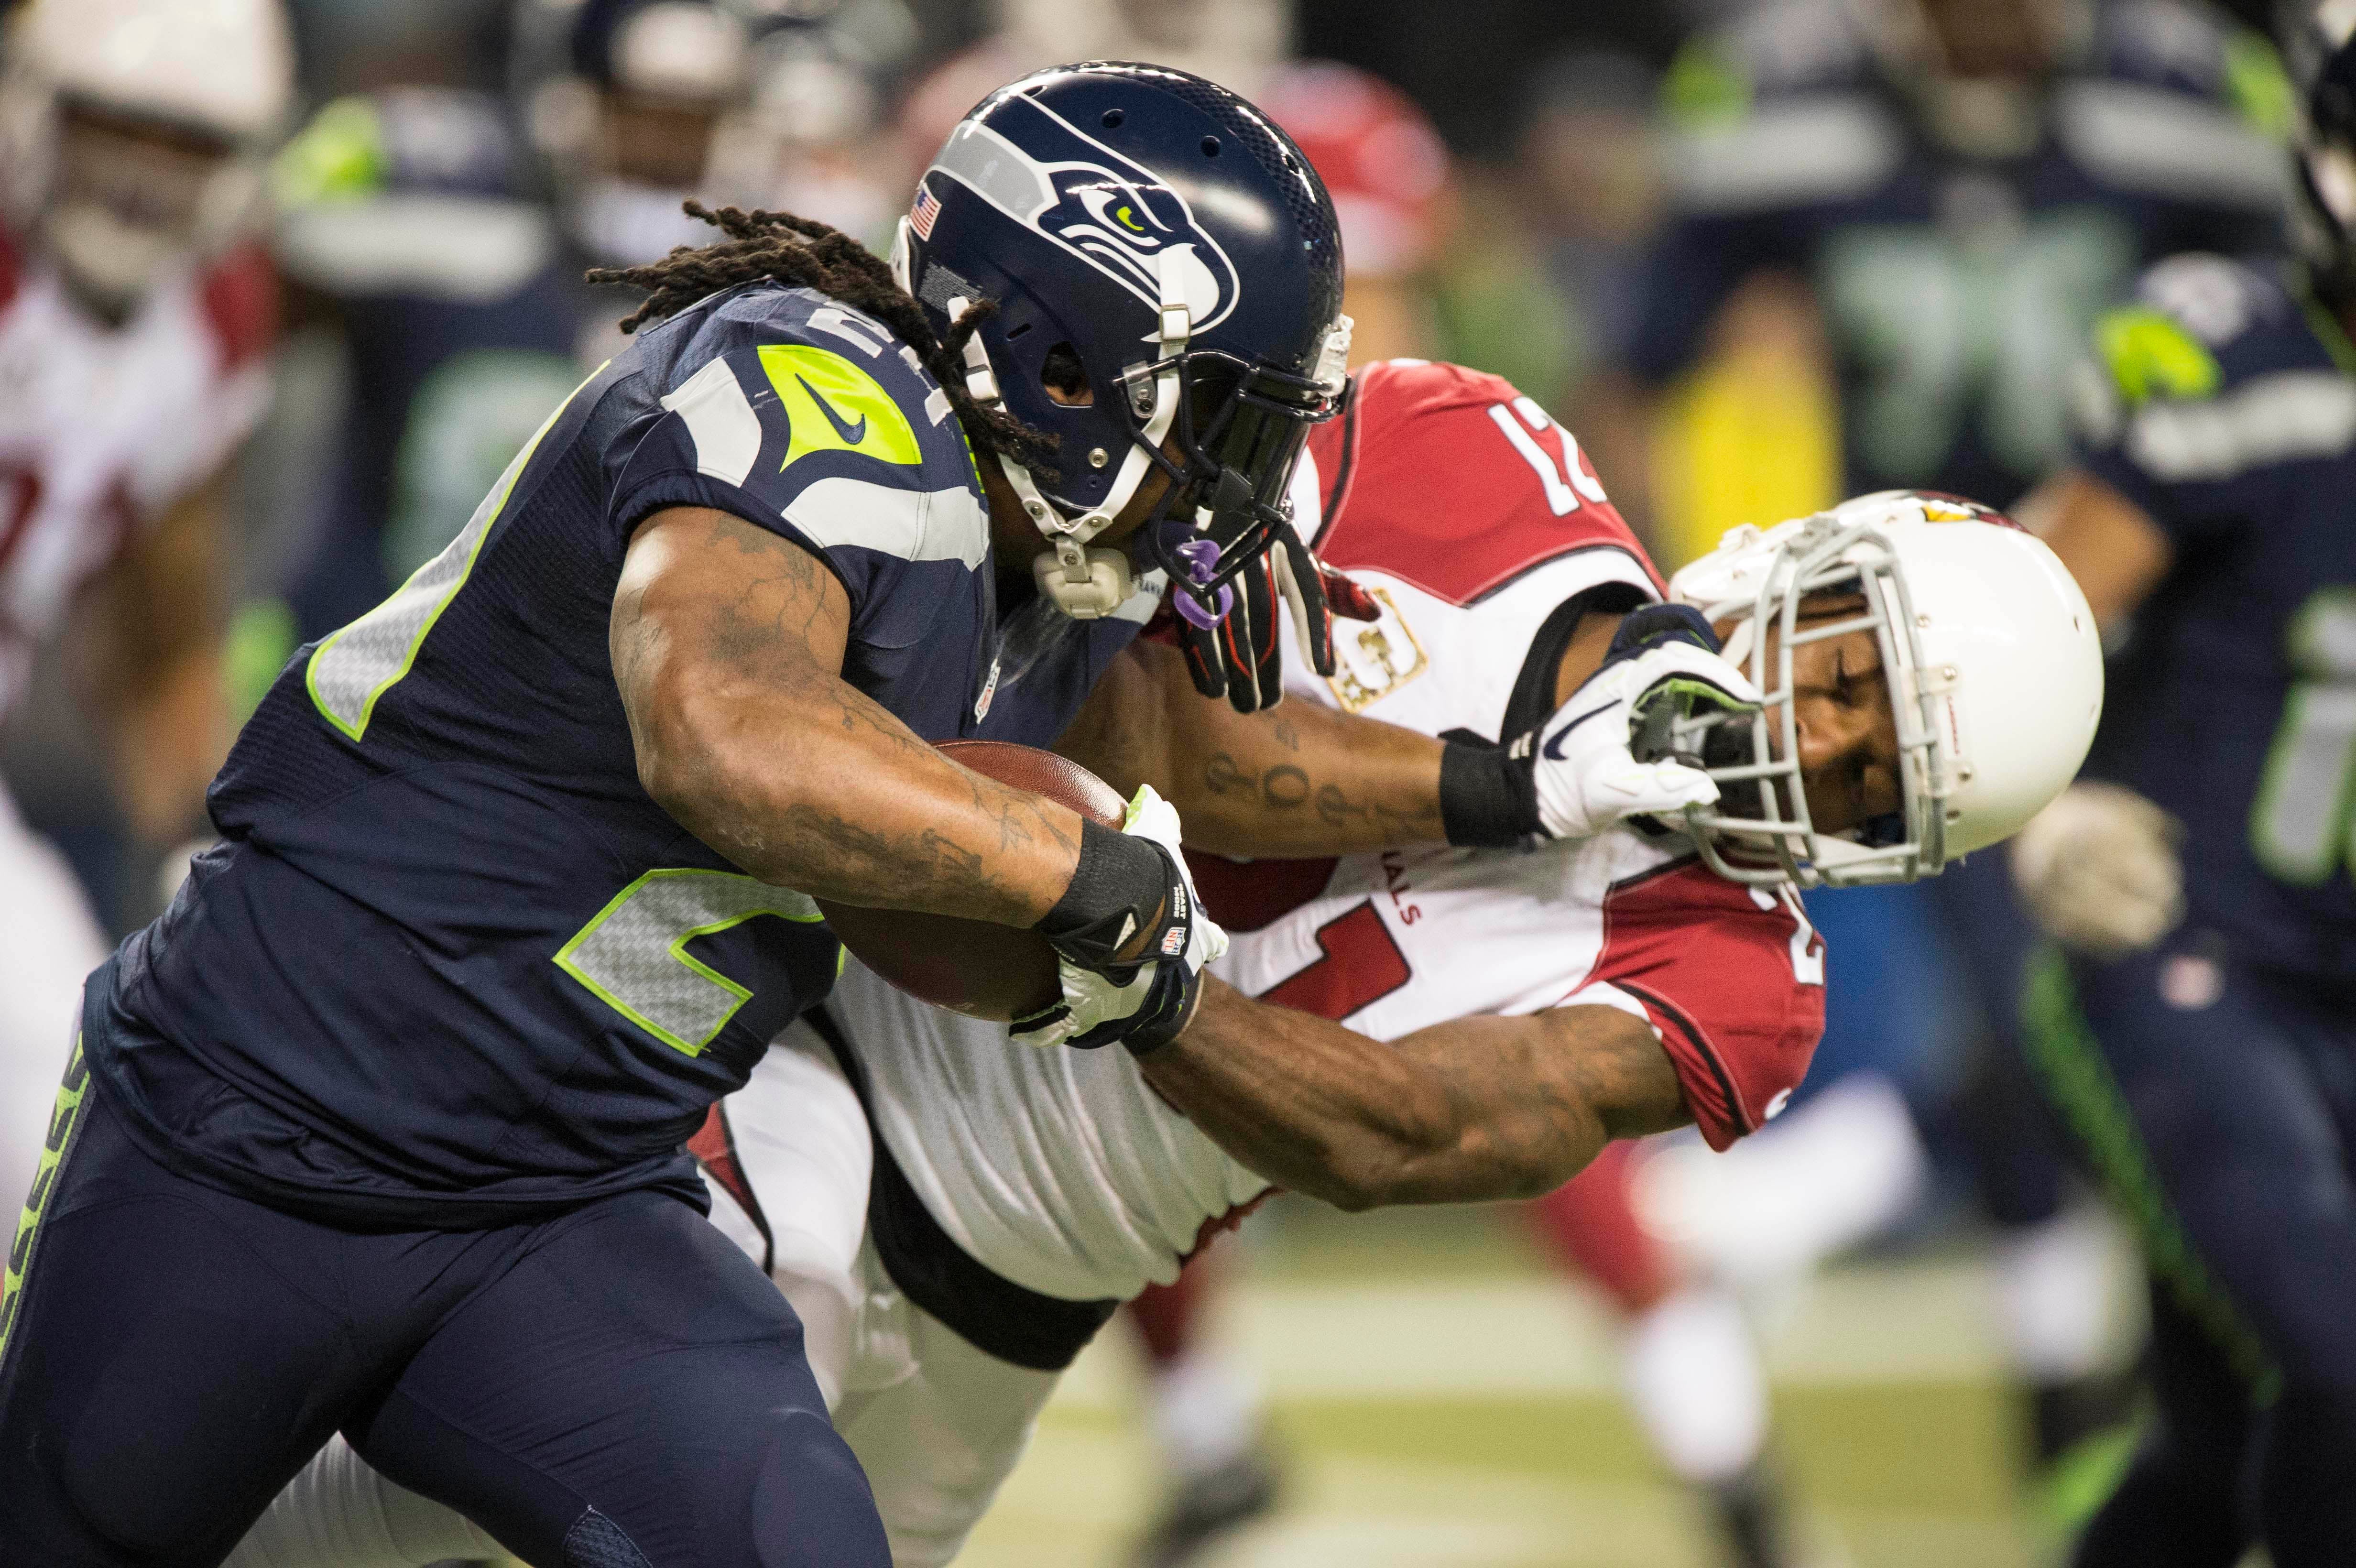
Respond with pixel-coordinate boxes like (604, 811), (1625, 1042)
(1667, 491), (2104, 889)
(0, 0), (294, 313)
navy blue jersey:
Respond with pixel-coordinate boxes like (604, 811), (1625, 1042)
(1630, 0), (2288, 506)
(2071, 254), (2356, 979)
(86, 281), (1128, 1222)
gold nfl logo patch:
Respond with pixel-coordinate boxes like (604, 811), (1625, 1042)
(1326, 587), (1429, 712)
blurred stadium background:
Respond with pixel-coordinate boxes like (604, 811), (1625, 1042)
(0, 0), (2301, 1563)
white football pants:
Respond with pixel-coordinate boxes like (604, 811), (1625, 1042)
(228, 1024), (1062, 1568)
(0, 787), (108, 1212)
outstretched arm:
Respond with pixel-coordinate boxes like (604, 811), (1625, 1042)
(1056, 638), (1448, 858)
(613, 504), (1082, 924)
(1141, 980), (1691, 1210)
(1057, 602), (1718, 860)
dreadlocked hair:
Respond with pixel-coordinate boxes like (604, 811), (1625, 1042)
(586, 201), (1061, 479)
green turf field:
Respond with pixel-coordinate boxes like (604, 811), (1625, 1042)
(466, 1198), (2121, 1568)
(954, 1199), (2124, 1568)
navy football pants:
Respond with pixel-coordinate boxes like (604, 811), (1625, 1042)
(2023, 934), (2356, 1567)
(0, 1052), (890, 1568)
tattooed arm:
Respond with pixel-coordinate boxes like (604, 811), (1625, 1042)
(1144, 980), (1691, 1209)
(613, 505), (1081, 924)
(1058, 599), (1644, 858)
(1055, 638), (1447, 857)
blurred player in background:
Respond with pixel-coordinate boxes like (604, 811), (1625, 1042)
(1257, 61), (1456, 364)
(1616, 0), (2292, 1503)
(896, 0), (1290, 177)
(2003, 4), (2356, 1558)
(1630, 0), (2287, 514)
(516, 0), (913, 314)
(264, 0), (911, 666)
(1515, 49), (1696, 527)
(526, 0), (777, 275)
(0, 0), (286, 1220)
(270, 84), (580, 645)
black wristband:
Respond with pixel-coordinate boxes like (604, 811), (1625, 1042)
(1603, 601), (1723, 664)
(1439, 739), (1540, 849)
(1036, 817), (1171, 967)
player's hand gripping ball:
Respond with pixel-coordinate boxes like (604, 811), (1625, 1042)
(815, 741), (1125, 1022)
(1013, 784), (1229, 1053)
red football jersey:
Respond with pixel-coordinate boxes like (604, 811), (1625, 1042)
(1206, 359), (1823, 1150)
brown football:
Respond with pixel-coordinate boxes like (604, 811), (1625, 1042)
(814, 740), (1126, 1021)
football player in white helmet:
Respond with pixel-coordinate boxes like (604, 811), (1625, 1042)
(1633, 499), (2111, 1392)
(0, 0), (291, 320)
(1665, 490), (2105, 891)
(0, 0), (290, 1221)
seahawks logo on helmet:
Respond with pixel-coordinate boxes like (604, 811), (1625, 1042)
(925, 94), (1243, 337)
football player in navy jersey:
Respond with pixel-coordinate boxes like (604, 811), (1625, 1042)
(0, 65), (1745, 1565)
(1617, 0), (2295, 1486)
(2003, 7), (2356, 1560)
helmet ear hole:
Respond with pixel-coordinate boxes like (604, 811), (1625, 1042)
(1040, 343), (1091, 406)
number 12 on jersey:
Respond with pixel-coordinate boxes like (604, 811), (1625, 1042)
(1488, 398), (1608, 517)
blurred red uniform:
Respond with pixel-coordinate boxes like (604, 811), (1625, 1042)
(0, 219), (274, 1200)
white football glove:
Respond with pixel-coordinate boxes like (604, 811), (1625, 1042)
(2009, 781), (2184, 957)
(1527, 642), (1757, 840)
(1014, 786), (1229, 1052)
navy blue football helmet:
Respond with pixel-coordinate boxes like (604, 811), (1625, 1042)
(892, 61), (1350, 632)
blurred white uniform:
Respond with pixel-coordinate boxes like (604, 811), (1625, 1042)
(0, 222), (273, 1196)
(237, 360), (1826, 1568)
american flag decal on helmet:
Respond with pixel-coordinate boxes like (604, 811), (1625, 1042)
(910, 185), (942, 240)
